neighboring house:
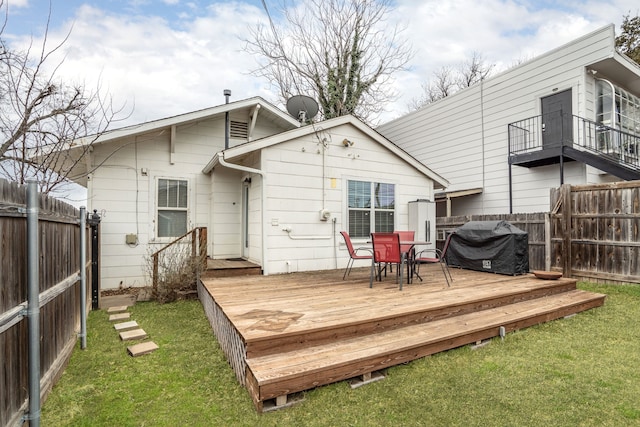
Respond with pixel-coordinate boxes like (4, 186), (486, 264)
(59, 97), (447, 289)
(377, 24), (640, 217)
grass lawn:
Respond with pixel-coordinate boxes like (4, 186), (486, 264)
(42, 282), (640, 426)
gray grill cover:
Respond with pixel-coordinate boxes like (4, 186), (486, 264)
(445, 220), (529, 275)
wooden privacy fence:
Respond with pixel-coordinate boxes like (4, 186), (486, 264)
(550, 181), (640, 285)
(0, 179), (90, 427)
(436, 180), (640, 285)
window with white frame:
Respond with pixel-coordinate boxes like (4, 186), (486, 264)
(157, 178), (188, 238)
(347, 180), (395, 238)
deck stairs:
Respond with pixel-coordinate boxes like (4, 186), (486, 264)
(238, 273), (605, 411)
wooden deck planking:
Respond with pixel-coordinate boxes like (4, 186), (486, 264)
(246, 290), (604, 401)
(203, 270), (577, 344)
(199, 265), (606, 411)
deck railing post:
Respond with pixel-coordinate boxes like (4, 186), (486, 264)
(200, 227), (208, 269)
(152, 253), (159, 291)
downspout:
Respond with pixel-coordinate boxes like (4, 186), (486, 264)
(217, 152), (269, 275)
(224, 89), (231, 149)
(26, 180), (41, 427)
(480, 76), (486, 213)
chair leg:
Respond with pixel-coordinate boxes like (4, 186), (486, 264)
(439, 261), (451, 287)
(343, 258), (354, 280)
(444, 261), (453, 284)
(399, 254), (405, 291)
(369, 259), (375, 288)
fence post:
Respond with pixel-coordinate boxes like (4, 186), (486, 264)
(80, 207), (87, 350)
(560, 184), (573, 277)
(545, 212), (551, 271)
(26, 180), (41, 427)
(88, 210), (102, 310)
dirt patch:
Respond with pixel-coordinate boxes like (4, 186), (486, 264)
(101, 286), (153, 302)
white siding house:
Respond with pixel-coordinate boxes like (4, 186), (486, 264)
(377, 24), (640, 217)
(204, 115), (448, 275)
(62, 98), (300, 289)
(60, 98), (447, 289)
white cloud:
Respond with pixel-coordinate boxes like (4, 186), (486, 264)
(4, 0), (638, 128)
(7, 0), (29, 7)
(381, 0), (635, 120)
(14, 3), (272, 126)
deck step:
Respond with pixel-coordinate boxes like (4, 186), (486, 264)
(202, 267), (262, 279)
(245, 290), (605, 403)
(244, 278), (578, 358)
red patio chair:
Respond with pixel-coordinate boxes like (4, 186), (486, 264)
(396, 230), (416, 282)
(340, 231), (373, 280)
(415, 232), (454, 287)
(370, 232), (406, 290)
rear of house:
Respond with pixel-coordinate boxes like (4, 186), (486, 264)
(205, 115), (448, 276)
(59, 99), (447, 289)
(377, 24), (640, 217)
(63, 98), (300, 289)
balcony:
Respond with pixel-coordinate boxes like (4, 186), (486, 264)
(508, 114), (640, 180)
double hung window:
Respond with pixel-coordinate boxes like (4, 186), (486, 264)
(347, 180), (395, 238)
(157, 178), (188, 238)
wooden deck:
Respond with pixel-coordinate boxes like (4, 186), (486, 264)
(198, 265), (605, 412)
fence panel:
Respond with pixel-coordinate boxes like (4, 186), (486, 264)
(0, 179), (90, 426)
(551, 181), (640, 284)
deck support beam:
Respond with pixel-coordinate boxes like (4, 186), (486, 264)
(349, 371), (386, 389)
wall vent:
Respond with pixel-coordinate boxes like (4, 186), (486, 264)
(230, 121), (248, 139)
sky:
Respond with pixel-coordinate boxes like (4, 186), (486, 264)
(2, 0), (638, 128)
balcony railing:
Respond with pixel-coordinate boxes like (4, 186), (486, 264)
(508, 115), (640, 171)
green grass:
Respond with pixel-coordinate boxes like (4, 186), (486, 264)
(42, 283), (640, 426)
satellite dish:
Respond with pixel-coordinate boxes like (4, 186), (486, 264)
(286, 95), (319, 123)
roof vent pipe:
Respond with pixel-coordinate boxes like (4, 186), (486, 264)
(224, 89), (231, 149)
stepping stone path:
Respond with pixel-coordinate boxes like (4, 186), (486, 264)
(104, 302), (158, 357)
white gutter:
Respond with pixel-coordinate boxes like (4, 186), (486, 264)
(216, 152), (269, 275)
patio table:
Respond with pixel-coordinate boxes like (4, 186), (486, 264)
(400, 241), (430, 283)
(368, 239), (431, 284)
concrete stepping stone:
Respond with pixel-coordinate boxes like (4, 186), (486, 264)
(109, 312), (131, 322)
(106, 305), (128, 314)
(114, 320), (139, 332)
(127, 341), (159, 357)
(119, 328), (148, 341)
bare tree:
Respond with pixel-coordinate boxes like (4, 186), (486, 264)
(0, 2), (126, 194)
(409, 52), (495, 111)
(245, 0), (413, 123)
(457, 51), (494, 89)
(406, 67), (456, 110)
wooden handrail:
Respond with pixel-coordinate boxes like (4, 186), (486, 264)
(152, 227), (207, 290)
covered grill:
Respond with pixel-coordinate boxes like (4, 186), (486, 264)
(445, 220), (529, 275)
